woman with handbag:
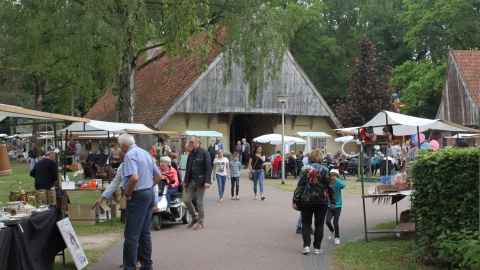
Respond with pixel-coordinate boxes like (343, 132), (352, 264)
(292, 149), (336, 255)
(248, 144), (266, 200)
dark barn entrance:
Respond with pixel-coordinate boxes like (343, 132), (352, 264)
(229, 115), (252, 153)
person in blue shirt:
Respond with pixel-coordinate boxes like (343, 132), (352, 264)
(325, 169), (346, 245)
(119, 134), (162, 270)
(214, 138), (224, 151)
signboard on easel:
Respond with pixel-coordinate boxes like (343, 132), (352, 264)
(56, 217), (88, 269)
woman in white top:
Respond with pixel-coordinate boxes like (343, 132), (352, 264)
(212, 149), (230, 203)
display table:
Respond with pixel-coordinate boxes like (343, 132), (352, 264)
(0, 208), (66, 270)
(361, 191), (414, 238)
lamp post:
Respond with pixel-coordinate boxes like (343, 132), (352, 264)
(276, 95), (290, 184)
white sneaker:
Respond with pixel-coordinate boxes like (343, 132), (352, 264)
(302, 246), (310, 254)
(314, 248), (323, 254)
(335, 238), (340, 245)
(328, 231), (335, 240)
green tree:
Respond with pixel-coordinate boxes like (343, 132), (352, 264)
(391, 0), (480, 119)
(0, 0), (113, 116)
(77, 0), (312, 122)
(333, 35), (392, 127)
(390, 60), (445, 118)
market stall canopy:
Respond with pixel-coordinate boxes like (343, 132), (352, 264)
(291, 132), (332, 137)
(335, 111), (479, 136)
(335, 135), (354, 142)
(0, 103), (89, 123)
(56, 120), (176, 135)
(253, 134), (306, 145)
(181, 130), (223, 138)
(444, 133), (480, 138)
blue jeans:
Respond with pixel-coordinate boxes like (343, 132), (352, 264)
(166, 188), (178, 208)
(252, 170), (264, 195)
(124, 189), (155, 270)
(216, 174), (227, 199)
(297, 213), (302, 227)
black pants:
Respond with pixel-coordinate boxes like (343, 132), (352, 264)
(231, 176), (239, 196)
(301, 204), (328, 249)
(325, 207), (342, 238)
(287, 167), (297, 178)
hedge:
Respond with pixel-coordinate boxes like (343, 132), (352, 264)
(412, 147), (480, 259)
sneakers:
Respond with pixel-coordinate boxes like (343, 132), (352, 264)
(328, 231), (335, 240)
(296, 226), (302, 234)
(335, 238), (341, 245)
(314, 249), (323, 254)
(302, 246), (310, 254)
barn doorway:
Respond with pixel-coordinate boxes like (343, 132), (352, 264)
(229, 115), (251, 154)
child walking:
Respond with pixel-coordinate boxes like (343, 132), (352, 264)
(230, 154), (242, 200)
(325, 169), (346, 245)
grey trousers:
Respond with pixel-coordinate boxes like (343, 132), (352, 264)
(184, 184), (206, 225)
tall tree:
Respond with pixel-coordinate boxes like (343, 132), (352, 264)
(0, 0), (114, 116)
(390, 60), (445, 118)
(333, 35), (392, 127)
(391, 0), (480, 118)
(78, 0), (312, 122)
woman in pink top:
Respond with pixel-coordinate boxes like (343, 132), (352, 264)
(158, 156), (179, 209)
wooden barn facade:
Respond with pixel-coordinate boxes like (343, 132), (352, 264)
(437, 50), (480, 128)
(86, 48), (343, 155)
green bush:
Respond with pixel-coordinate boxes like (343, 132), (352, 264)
(434, 230), (480, 270)
(412, 147), (480, 258)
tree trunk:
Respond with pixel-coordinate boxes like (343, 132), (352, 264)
(32, 73), (46, 144)
(112, 43), (136, 123)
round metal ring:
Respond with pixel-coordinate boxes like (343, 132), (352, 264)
(341, 139), (362, 158)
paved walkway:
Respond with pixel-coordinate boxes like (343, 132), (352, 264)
(90, 170), (409, 270)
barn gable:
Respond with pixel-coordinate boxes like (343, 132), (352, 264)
(154, 52), (341, 129)
(437, 50), (480, 127)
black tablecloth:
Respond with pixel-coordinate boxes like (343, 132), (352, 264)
(0, 208), (66, 270)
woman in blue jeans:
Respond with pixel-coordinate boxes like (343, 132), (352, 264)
(212, 149), (230, 203)
(249, 144), (266, 200)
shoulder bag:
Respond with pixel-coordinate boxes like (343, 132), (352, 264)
(248, 157), (260, 180)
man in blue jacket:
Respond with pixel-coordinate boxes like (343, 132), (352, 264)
(183, 136), (212, 230)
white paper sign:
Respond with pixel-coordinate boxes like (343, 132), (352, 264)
(57, 217), (88, 270)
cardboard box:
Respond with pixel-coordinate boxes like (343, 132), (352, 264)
(96, 203), (111, 222)
(68, 204), (96, 226)
(109, 203), (121, 218)
(377, 184), (408, 193)
(396, 222), (415, 240)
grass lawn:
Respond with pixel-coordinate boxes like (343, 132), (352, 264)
(2, 160), (122, 269)
(264, 174), (377, 198)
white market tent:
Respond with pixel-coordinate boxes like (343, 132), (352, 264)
(335, 135), (354, 142)
(444, 133), (480, 138)
(253, 133), (306, 145)
(336, 111), (478, 136)
(349, 111), (479, 242)
(291, 131), (331, 153)
(180, 130), (223, 138)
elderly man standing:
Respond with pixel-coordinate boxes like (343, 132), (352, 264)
(119, 134), (162, 270)
(183, 136), (212, 230)
(30, 152), (58, 190)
